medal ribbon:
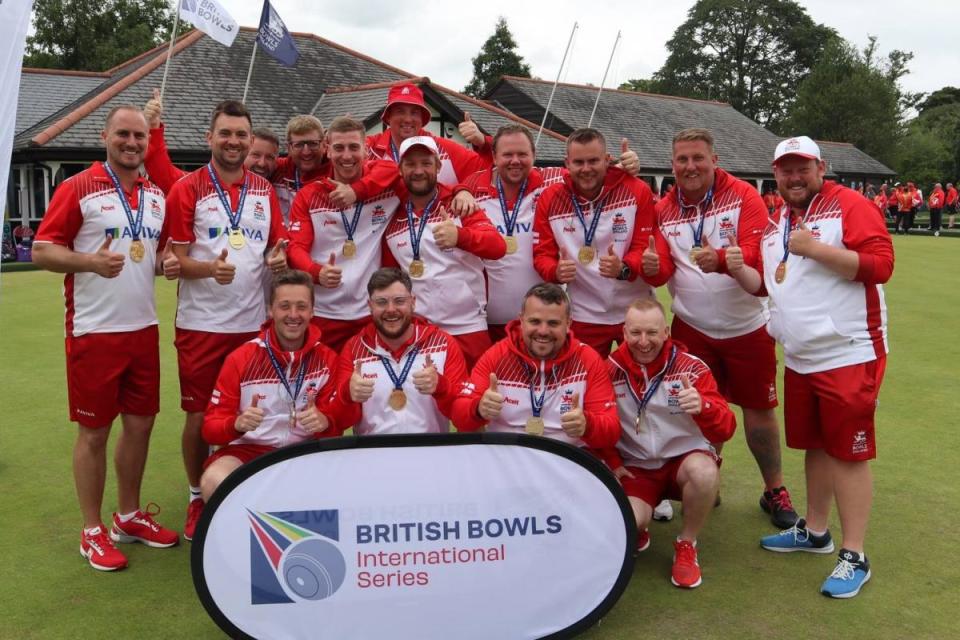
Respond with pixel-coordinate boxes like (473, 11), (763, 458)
(389, 138), (400, 163)
(103, 163), (145, 241)
(340, 201), (364, 243)
(624, 345), (678, 421)
(569, 191), (606, 248)
(780, 194), (820, 265)
(677, 187), (713, 248)
(294, 168), (302, 193)
(405, 192), (439, 262)
(522, 359), (559, 418)
(496, 175), (528, 237)
(264, 332), (311, 410)
(378, 346), (420, 391)
(206, 163), (249, 232)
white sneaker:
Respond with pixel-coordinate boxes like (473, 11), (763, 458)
(653, 499), (674, 522)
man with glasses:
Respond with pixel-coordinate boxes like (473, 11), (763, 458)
(329, 268), (468, 435)
(272, 115), (328, 225)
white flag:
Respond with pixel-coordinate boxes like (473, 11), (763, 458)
(179, 0), (239, 47)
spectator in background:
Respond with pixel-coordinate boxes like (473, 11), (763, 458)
(928, 183), (945, 237)
(946, 183), (958, 229)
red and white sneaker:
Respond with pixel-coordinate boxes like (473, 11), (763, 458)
(636, 528), (651, 553)
(184, 497), (204, 541)
(671, 539), (702, 588)
(81, 525), (128, 571)
(110, 503), (179, 548)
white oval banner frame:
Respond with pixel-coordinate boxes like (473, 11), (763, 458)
(192, 433), (636, 639)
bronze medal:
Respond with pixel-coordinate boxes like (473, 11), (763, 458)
(129, 239), (145, 263)
(525, 416), (545, 436)
(228, 228), (246, 249)
(409, 259), (425, 279)
(577, 245), (595, 265)
(689, 246), (702, 262)
(504, 235), (518, 255)
(388, 389), (407, 411)
(775, 261), (787, 284)
(342, 239), (357, 259)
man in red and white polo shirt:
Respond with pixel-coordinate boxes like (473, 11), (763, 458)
(383, 136), (506, 367)
(329, 268), (468, 435)
(452, 283), (619, 450)
(33, 105), (181, 571)
(641, 128), (797, 528)
(199, 270), (343, 501)
(287, 116), (401, 353)
(166, 100), (288, 541)
(752, 136), (893, 599)
(465, 125), (643, 342)
(271, 115), (328, 224)
(601, 299), (736, 589)
(945, 182), (958, 229)
(533, 127), (657, 357)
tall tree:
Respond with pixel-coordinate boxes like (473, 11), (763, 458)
(897, 87), (960, 184)
(25, 0), (177, 71)
(650, 0), (835, 129)
(618, 78), (660, 93)
(784, 37), (902, 166)
(463, 17), (531, 98)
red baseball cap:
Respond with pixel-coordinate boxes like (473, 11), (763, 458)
(381, 84), (432, 126)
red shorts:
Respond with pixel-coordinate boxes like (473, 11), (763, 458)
(175, 329), (258, 412)
(784, 357), (886, 461)
(65, 325), (160, 428)
(620, 450), (721, 508)
(671, 316), (778, 409)
(203, 443), (276, 469)
(451, 330), (492, 369)
(570, 321), (622, 357)
(487, 324), (508, 344)
(311, 316), (370, 354)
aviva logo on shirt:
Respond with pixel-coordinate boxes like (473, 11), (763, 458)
(208, 227), (265, 241)
(105, 227), (161, 240)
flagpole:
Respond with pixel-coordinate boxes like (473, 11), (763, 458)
(587, 30), (621, 128)
(242, 39), (258, 104)
(159, 0), (183, 102)
(536, 21), (578, 151)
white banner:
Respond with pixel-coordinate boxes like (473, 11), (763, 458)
(0, 0), (33, 254)
(193, 434), (635, 640)
(179, 0), (238, 47)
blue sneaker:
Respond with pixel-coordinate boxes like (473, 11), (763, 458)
(760, 518), (835, 553)
(821, 549), (871, 598)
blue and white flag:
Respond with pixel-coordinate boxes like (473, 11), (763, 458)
(257, 0), (299, 67)
(180, 0), (239, 47)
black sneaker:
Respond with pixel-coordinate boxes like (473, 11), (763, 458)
(760, 486), (800, 529)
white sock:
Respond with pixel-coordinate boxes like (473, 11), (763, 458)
(677, 537), (697, 547)
(806, 526), (827, 537)
(84, 525), (102, 535)
(189, 486), (202, 501)
(117, 510), (138, 522)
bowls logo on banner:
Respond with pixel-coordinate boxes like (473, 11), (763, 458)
(247, 509), (345, 604)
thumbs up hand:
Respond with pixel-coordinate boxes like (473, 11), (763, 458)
(788, 219), (817, 258)
(642, 234), (660, 277)
(556, 246), (577, 283)
(458, 111), (484, 147)
(266, 239), (288, 273)
(618, 138), (641, 177)
(296, 390), (329, 434)
(349, 359), (375, 403)
(318, 252), (342, 288)
(599, 243), (622, 278)
(693, 239), (719, 273)
(432, 206), (459, 250)
(92, 233), (125, 278)
(478, 372), (505, 421)
(143, 88), (163, 129)
(236, 393), (265, 432)
(724, 233), (744, 274)
(560, 391), (586, 437)
(413, 353), (439, 395)
(328, 179), (358, 208)
(677, 374), (702, 415)
(160, 239), (180, 280)
(212, 248), (236, 285)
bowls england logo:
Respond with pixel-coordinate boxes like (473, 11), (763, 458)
(247, 509), (345, 605)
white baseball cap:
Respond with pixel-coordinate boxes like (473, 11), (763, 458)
(773, 136), (822, 164)
(398, 135), (439, 159)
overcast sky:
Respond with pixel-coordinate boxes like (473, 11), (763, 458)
(227, 0), (958, 100)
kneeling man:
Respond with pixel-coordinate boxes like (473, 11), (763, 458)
(602, 299), (735, 589)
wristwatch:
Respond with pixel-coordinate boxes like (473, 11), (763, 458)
(617, 264), (632, 281)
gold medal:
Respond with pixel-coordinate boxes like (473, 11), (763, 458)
(525, 416), (545, 436)
(504, 235), (518, 255)
(228, 228), (246, 249)
(577, 246), (595, 265)
(775, 261), (787, 284)
(388, 389), (407, 411)
(129, 239), (145, 263)
(689, 246), (702, 262)
(342, 239), (357, 259)
(409, 259), (425, 278)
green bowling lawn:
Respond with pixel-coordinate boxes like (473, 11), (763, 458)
(0, 234), (956, 639)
